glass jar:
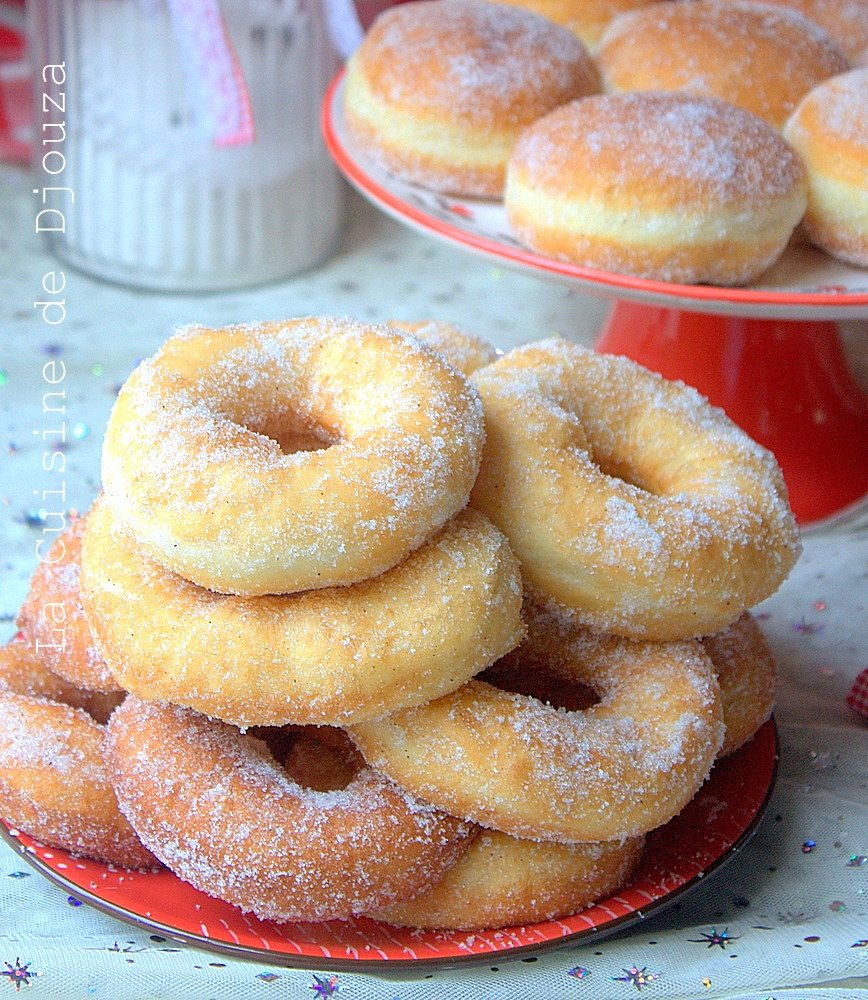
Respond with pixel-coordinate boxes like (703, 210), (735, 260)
(28, 0), (345, 291)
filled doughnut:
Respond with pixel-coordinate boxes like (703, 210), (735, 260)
(82, 498), (525, 727)
(784, 70), (868, 268)
(0, 692), (155, 868)
(373, 830), (644, 930)
(16, 515), (121, 693)
(390, 320), (498, 376)
(504, 92), (808, 285)
(343, 0), (599, 197)
(104, 698), (475, 923)
(0, 637), (123, 724)
(596, 0), (848, 130)
(350, 628), (724, 843)
(101, 318), (485, 596)
(468, 339), (801, 640)
(491, 0), (657, 49)
(702, 613), (776, 757)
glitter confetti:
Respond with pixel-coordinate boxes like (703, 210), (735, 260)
(802, 840), (816, 853)
(66, 896), (82, 907)
(702, 979), (712, 989)
(813, 599), (827, 611)
(829, 901), (846, 912)
(851, 940), (868, 948)
(70, 422), (90, 441)
(613, 966), (658, 989)
(0, 371), (8, 387)
(6, 873), (29, 879)
(18, 509), (48, 528)
(256, 973), (280, 983)
(91, 364), (104, 376)
(568, 966), (590, 979)
(689, 928), (739, 949)
(847, 856), (867, 868)
(311, 974), (339, 998)
(794, 618), (823, 635)
(1, 958), (38, 991)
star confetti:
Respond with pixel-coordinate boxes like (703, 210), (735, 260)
(689, 928), (739, 950)
(851, 939), (868, 948)
(568, 965), (590, 979)
(256, 972), (280, 983)
(311, 974), (339, 998)
(847, 855), (867, 868)
(1, 958), (38, 991)
(613, 966), (658, 989)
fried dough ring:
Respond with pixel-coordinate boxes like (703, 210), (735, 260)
(101, 318), (485, 596)
(469, 339), (800, 640)
(389, 320), (498, 376)
(104, 698), (474, 923)
(0, 692), (154, 868)
(82, 498), (524, 727)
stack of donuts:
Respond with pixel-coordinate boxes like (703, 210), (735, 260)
(343, 0), (867, 280)
(0, 318), (799, 931)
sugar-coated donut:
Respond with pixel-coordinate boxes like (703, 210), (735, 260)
(468, 340), (800, 641)
(505, 92), (807, 284)
(597, 0), (848, 130)
(784, 70), (868, 268)
(0, 638), (123, 724)
(101, 319), (485, 596)
(491, 0), (657, 49)
(373, 830), (644, 930)
(350, 627), (723, 843)
(17, 516), (121, 693)
(82, 498), (524, 727)
(722, 0), (868, 62)
(0, 692), (155, 868)
(702, 613), (776, 757)
(343, 0), (599, 197)
(390, 320), (498, 376)
(105, 698), (474, 923)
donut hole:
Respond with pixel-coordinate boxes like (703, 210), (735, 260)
(253, 726), (363, 792)
(241, 412), (339, 456)
(480, 661), (599, 712)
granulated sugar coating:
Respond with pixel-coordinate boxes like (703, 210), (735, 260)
(0, 692), (155, 869)
(100, 318), (485, 596)
(16, 515), (121, 693)
(469, 339), (801, 640)
(104, 698), (475, 923)
(389, 320), (499, 377)
(749, 0), (868, 60)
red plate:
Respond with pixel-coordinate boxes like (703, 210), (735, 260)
(0, 719), (777, 970)
(322, 71), (868, 320)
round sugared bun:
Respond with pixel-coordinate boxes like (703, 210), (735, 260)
(343, 0), (599, 197)
(722, 0), (868, 63)
(596, 0), (848, 131)
(505, 92), (807, 285)
(490, 0), (657, 49)
(784, 70), (868, 268)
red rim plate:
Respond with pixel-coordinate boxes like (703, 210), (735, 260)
(322, 71), (868, 320)
(0, 719), (778, 971)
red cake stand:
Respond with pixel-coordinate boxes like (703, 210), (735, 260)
(322, 71), (868, 527)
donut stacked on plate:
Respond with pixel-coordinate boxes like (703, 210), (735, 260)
(1, 318), (797, 930)
(344, 0), (866, 281)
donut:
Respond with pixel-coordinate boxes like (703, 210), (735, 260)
(468, 339), (801, 640)
(784, 70), (868, 268)
(373, 830), (644, 930)
(702, 613), (776, 757)
(504, 92), (808, 285)
(82, 498), (525, 727)
(721, 0), (868, 63)
(343, 0), (599, 198)
(0, 692), (155, 868)
(0, 637), (123, 724)
(350, 627), (724, 843)
(596, 0), (848, 130)
(389, 320), (498, 376)
(101, 318), (485, 596)
(490, 0), (657, 49)
(16, 515), (121, 693)
(104, 697), (475, 923)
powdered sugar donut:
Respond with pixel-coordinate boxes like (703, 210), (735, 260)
(373, 829), (644, 929)
(105, 698), (474, 922)
(343, 0), (599, 197)
(0, 692), (154, 868)
(101, 319), (485, 596)
(738, 0), (868, 61)
(390, 320), (498, 376)
(82, 498), (524, 727)
(492, 0), (657, 49)
(17, 515), (121, 693)
(468, 340), (800, 640)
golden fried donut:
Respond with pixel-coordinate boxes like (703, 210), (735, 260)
(491, 0), (657, 49)
(0, 692), (154, 868)
(784, 70), (868, 268)
(105, 698), (474, 923)
(389, 320), (498, 376)
(0, 638), (123, 724)
(504, 92), (807, 284)
(16, 516), (121, 693)
(722, 0), (868, 62)
(703, 613), (776, 757)
(101, 318), (485, 596)
(82, 498), (524, 727)
(597, 0), (848, 130)
(350, 628), (724, 843)
(343, 0), (599, 198)
(468, 340), (801, 640)
(374, 830), (644, 930)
